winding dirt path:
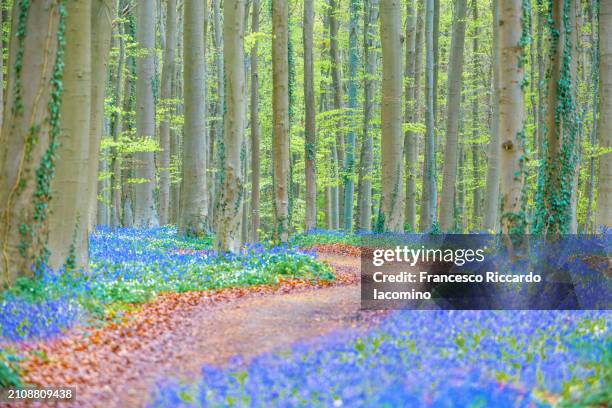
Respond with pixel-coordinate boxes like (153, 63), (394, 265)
(14, 253), (383, 408)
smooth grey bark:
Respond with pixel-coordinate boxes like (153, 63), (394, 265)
(111, 1), (125, 228)
(159, 0), (177, 225)
(404, 0), (420, 231)
(329, 0), (344, 226)
(134, 0), (158, 227)
(380, 0), (404, 232)
(180, 0), (209, 236)
(88, 0), (114, 231)
(304, 0), (317, 231)
(483, 0), (501, 231)
(499, 0), (526, 234)
(420, 0), (437, 231)
(250, 0), (261, 240)
(357, 0), (379, 232)
(272, 0), (290, 242)
(48, 0), (93, 270)
(211, 0), (224, 223)
(439, 0), (467, 231)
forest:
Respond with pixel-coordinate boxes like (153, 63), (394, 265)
(0, 0), (610, 406)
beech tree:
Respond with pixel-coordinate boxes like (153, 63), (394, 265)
(499, 0), (527, 235)
(420, 0), (437, 231)
(597, 0), (611, 228)
(134, 0), (158, 227)
(380, 0), (404, 232)
(272, 0), (290, 242)
(216, 0), (246, 251)
(47, 0), (92, 270)
(303, 0), (316, 231)
(358, 0), (379, 232)
(483, 0), (501, 232)
(0, 0), (65, 286)
(439, 0), (467, 231)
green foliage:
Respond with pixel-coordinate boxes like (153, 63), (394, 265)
(0, 348), (23, 388)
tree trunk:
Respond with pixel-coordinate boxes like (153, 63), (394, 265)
(180, 0), (209, 236)
(380, 0), (404, 232)
(569, 0), (580, 233)
(134, 0), (158, 227)
(597, 0), (612, 228)
(0, 0), (64, 285)
(111, 2), (125, 228)
(251, 0), (261, 240)
(159, 0), (177, 225)
(272, 0), (290, 242)
(97, 154), (110, 225)
(342, 0), (359, 231)
(303, 0), (316, 232)
(403, 0), (419, 231)
(483, 0), (501, 232)
(499, 0), (527, 234)
(420, 0), (437, 231)
(470, 0), (482, 228)
(536, 0), (545, 155)
(585, 0), (598, 232)
(211, 0), (224, 224)
(48, 0), (92, 270)
(358, 0), (379, 232)
(329, 0), (344, 224)
(216, 0), (246, 250)
(439, 0), (467, 231)
(87, 0), (113, 231)
(536, 0), (579, 235)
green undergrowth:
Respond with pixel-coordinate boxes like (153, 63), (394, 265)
(0, 227), (333, 341)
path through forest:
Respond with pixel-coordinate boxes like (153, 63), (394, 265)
(17, 253), (383, 408)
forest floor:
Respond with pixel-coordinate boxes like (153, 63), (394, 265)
(13, 252), (385, 408)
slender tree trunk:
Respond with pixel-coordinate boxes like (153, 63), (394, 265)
(272, 0), (290, 242)
(180, 0), (209, 236)
(48, 0), (92, 270)
(439, 0), (467, 231)
(250, 0), (261, 240)
(569, 0), (580, 233)
(329, 0), (344, 225)
(585, 0), (598, 232)
(121, 39), (136, 228)
(342, 0), (359, 231)
(87, 0), (113, 231)
(404, 0), (418, 231)
(358, 0), (379, 232)
(134, 0), (158, 227)
(0, 3), (3, 131)
(597, 0), (612, 228)
(158, 0), (177, 225)
(536, 0), (545, 154)
(420, 0), (437, 231)
(211, 0), (224, 224)
(170, 10), (183, 225)
(0, 0), (64, 286)
(111, 2), (125, 228)
(471, 0), (482, 228)
(303, 0), (316, 232)
(380, 0), (404, 232)
(483, 0), (501, 231)
(433, 0), (440, 121)
(499, 0), (527, 234)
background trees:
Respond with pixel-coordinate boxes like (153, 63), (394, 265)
(0, 0), (610, 282)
